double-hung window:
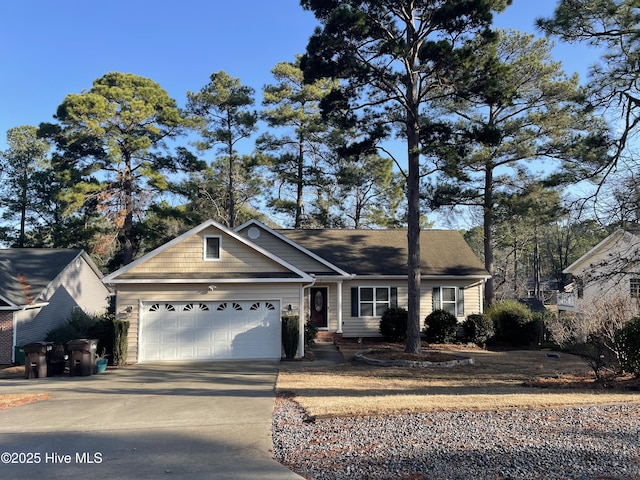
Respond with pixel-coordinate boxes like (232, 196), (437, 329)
(204, 236), (221, 261)
(351, 287), (397, 317)
(432, 287), (464, 317)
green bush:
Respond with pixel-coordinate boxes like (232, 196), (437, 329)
(616, 314), (640, 377)
(304, 316), (318, 348)
(379, 307), (408, 342)
(486, 300), (538, 346)
(112, 319), (129, 366)
(462, 313), (494, 346)
(45, 310), (120, 364)
(424, 309), (458, 344)
(282, 316), (300, 359)
(45, 309), (96, 344)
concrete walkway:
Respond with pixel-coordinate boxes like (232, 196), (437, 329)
(0, 361), (303, 479)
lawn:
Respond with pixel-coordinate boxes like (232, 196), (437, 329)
(276, 342), (640, 418)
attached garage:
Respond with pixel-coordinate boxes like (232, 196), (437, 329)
(139, 300), (281, 361)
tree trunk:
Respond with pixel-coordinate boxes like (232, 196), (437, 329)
(295, 134), (304, 229)
(122, 159), (134, 265)
(405, 100), (421, 354)
(484, 163), (494, 307)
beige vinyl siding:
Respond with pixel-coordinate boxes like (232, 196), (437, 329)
(114, 282), (302, 362)
(122, 227), (292, 278)
(239, 228), (337, 274)
(341, 279), (484, 338)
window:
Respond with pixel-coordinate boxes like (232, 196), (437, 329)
(631, 278), (640, 299)
(204, 236), (221, 261)
(359, 287), (390, 317)
(432, 287), (464, 317)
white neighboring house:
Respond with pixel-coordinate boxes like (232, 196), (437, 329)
(558, 229), (640, 314)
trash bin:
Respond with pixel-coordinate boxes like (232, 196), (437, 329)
(24, 342), (52, 379)
(14, 346), (25, 366)
(67, 339), (98, 376)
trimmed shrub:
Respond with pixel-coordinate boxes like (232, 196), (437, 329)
(379, 307), (408, 342)
(462, 313), (494, 347)
(282, 316), (300, 359)
(112, 319), (129, 366)
(424, 309), (458, 344)
(616, 314), (640, 377)
(486, 300), (537, 346)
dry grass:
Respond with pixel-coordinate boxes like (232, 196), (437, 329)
(277, 343), (640, 418)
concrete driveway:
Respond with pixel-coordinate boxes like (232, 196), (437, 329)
(0, 362), (303, 479)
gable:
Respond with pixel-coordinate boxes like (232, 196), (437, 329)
(235, 223), (345, 276)
(106, 220), (312, 282)
(0, 249), (85, 306)
(564, 229), (640, 277)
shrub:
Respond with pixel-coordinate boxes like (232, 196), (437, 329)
(486, 300), (537, 347)
(112, 318), (129, 366)
(424, 309), (458, 343)
(462, 314), (494, 346)
(379, 307), (408, 342)
(282, 316), (300, 359)
(45, 309), (97, 344)
(304, 316), (318, 348)
(45, 310), (120, 364)
(616, 314), (640, 377)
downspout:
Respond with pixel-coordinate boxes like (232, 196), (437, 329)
(336, 279), (343, 334)
(12, 313), (17, 364)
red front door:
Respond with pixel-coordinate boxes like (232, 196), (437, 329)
(310, 287), (328, 329)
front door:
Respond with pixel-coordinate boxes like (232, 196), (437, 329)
(310, 287), (328, 329)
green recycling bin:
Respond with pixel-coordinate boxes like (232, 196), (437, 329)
(14, 346), (25, 366)
(67, 339), (98, 376)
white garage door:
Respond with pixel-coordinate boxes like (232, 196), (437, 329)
(139, 300), (281, 361)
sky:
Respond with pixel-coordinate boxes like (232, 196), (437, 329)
(0, 0), (595, 154)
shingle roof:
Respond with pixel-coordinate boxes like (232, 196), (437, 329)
(277, 229), (489, 277)
(0, 249), (83, 306)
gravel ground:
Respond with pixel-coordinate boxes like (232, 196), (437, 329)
(272, 397), (640, 480)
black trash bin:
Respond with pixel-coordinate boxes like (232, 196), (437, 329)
(67, 339), (98, 376)
(24, 342), (52, 379)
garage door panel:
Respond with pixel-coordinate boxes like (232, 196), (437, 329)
(140, 300), (281, 361)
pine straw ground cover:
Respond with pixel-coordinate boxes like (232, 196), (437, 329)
(276, 341), (640, 418)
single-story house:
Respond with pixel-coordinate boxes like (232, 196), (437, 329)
(0, 249), (112, 364)
(103, 219), (489, 362)
(558, 228), (640, 313)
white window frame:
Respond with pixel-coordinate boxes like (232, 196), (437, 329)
(203, 235), (221, 261)
(358, 286), (391, 317)
(434, 286), (460, 317)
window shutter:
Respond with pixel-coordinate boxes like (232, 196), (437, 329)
(390, 287), (398, 308)
(351, 288), (358, 317)
(432, 287), (440, 311)
(457, 287), (464, 317)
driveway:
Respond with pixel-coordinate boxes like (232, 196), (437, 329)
(0, 362), (303, 479)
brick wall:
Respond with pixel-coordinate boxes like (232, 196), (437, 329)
(0, 312), (13, 364)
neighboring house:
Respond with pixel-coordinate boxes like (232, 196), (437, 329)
(0, 249), (112, 364)
(103, 219), (489, 362)
(558, 229), (640, 314)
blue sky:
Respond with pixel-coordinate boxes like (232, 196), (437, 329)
(0, 0), (592, 154)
